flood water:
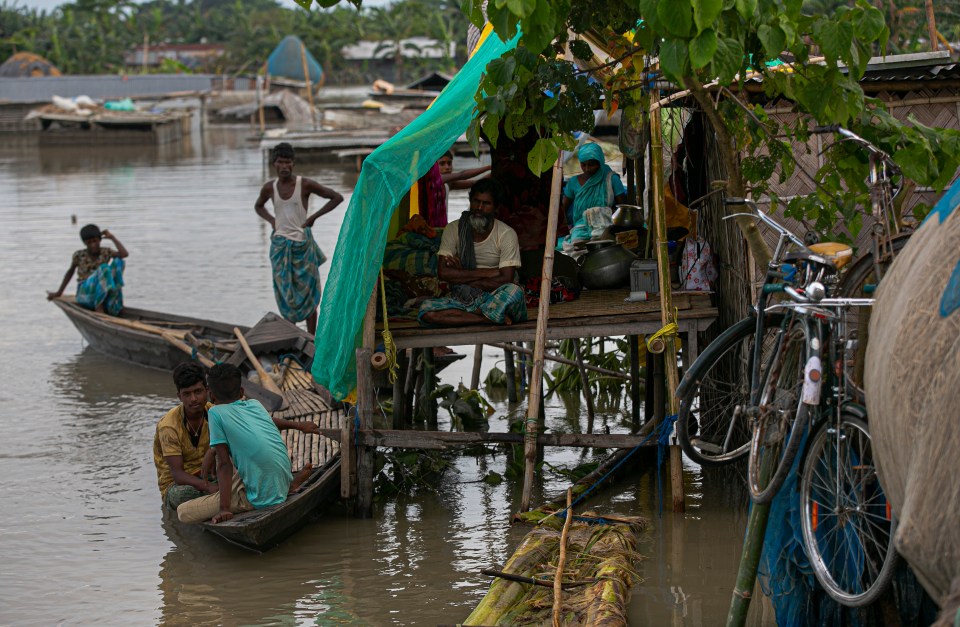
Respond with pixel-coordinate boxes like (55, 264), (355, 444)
(0, 120), (767, 625)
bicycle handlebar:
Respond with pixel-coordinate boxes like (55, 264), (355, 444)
(724, 198), (807, 249)
(810, 125), (900, 172)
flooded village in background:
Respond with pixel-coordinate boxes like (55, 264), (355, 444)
(2, 0), (960, 625)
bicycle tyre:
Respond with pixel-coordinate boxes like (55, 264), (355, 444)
(838, 231), (912, 297)
(677, 315), (784, 466)
(748, 319), (811, 504)
(800, 414), (898, 606)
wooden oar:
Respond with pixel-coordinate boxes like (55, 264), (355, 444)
(91, 312), (187, 339)
(162, 331), (216, 368)
(234, 327), (288, 410)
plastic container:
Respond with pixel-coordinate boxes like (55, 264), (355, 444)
(630, 259), (659, 294)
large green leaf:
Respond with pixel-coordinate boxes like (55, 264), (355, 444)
(486, 55), (517, 86)
(658, 0), (693, 37)
(711, 37), (742, 84)
(527, 137), (559, 174)
(636, 0), (663, 32)
(659, 39), (690, 81)
(482, 113), (501, 148)
(854, 5), (886, 40)
(507, 0), (536, 18)
(734, 0), (757, 22)
(757, 24), (785, 58)
(815, 20), (853, 65)
(689, 28), (717, 69)
(692, 0), (722, 34)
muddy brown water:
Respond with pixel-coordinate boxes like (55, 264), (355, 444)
(0, 123), (768, 625)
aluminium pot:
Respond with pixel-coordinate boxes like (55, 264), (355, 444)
(578, 240), (637, 290)
(612, 204), (646, 229)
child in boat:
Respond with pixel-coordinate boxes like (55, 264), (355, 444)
(47, 224), (129, 315)
(176, 363), (314, 524)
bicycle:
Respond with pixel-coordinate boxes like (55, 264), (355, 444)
(677, 126), (909, 469)
(794, 295), (899, 607)
(676, 198), (818, 482)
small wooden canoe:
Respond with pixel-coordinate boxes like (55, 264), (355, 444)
(53, 298), (288, 410)
(201, 458), (341, 552)
(53, 296), (242, 371)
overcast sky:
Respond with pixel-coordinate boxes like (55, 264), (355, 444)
(13, 0), (392, 13)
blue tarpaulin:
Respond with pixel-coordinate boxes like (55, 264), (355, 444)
(267, 35), (323, 84)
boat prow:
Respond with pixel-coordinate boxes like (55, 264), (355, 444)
(201, 459), (341, 552)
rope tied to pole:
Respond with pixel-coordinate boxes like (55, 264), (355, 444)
(378, 269), (399, 384)
(645, 308), (679, 354)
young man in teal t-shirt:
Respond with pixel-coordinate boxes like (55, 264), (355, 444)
(177, 364), (305, 524)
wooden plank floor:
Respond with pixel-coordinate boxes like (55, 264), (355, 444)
(273, 361), (343, 471)
(378, 289), (718, 361)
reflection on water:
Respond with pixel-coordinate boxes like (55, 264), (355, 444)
(0, 125), (760, 625)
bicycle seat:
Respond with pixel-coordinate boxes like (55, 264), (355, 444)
(783, 249), (838, 273)
(809, 242), (853, 270)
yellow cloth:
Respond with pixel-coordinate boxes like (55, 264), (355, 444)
(664, 187), (691, 232)
(152, 403), (212, 499)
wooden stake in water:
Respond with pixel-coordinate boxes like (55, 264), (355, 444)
(649, 103), (685, 513)
(520, 156), (563, 512)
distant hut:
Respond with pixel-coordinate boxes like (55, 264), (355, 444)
(0, 52), (62, 78)
(266, 35), (323, 92)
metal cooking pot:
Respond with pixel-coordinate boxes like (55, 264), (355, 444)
(578, 241), (637, 290)
(612, 204), (646, 229)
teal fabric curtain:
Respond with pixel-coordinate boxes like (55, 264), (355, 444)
(311, 31), (521, 400)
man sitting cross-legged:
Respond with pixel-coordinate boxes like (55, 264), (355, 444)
(418, 178), (528, 327)
(177, 364), (312, 524)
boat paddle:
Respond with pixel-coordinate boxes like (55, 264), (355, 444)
(234, 327), (289, 411)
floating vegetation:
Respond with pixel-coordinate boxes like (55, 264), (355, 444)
(373, 448), (455, 498)
(433, 383), (495, 430)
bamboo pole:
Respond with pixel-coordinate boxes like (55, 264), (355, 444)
(572, 340), (596, 434)
(471, 344), (483, 390)
(552, 488), (574, 627)
(356, 347), (374, 518)
(255, 74), (265, 136)
(504, 344), (518, 403)
(726, 502), (772, 625)
(927, 0), (939, 52)
(649, 103), (685, 513)
(300, 42), (318, 131)
(520, 156), (564, 512)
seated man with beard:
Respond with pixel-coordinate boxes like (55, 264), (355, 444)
(418, 179), (527, 327)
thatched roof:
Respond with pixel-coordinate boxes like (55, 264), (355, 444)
(0, 52), (62, 78)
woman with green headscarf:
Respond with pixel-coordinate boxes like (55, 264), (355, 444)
(556, 143), (627, 251)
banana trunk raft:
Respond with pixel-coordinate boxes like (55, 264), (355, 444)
(463, 514), (646, 626)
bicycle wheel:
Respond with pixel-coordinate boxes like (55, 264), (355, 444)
(840, 232), (912, 401)
(748, 319), (811, 504)
(838, 231), (912, 297)
(800, 414), (898, 606)
(677, 315), (784, 466)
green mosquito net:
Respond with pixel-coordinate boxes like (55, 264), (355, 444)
(312, 30), (520, 400)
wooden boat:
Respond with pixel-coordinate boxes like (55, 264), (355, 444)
(51, 296), (285, 410)
(201, 458), (342, 552)
(55, 298), (346, 549)
(53, 296), (242, 370)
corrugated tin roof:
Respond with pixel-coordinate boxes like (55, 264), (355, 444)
(341, 38), (455, 61)
(744, 51), (960, 85)
(0, 74), (214, 104)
